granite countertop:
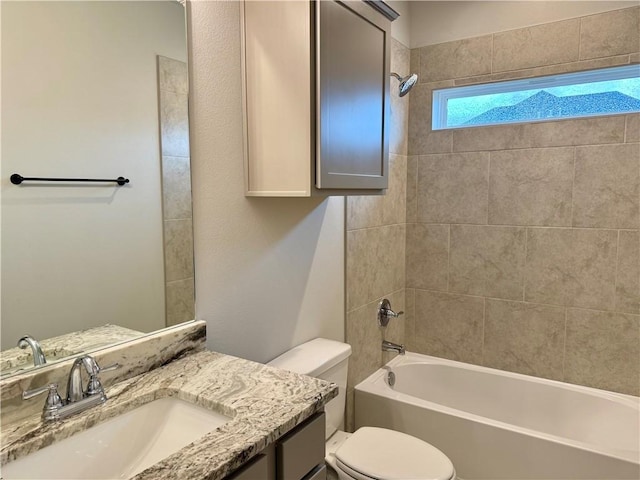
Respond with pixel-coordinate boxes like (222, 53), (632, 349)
(0, 350), (338, 480)
(1, 324), (142, 377)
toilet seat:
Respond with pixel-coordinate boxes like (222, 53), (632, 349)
(334, 427), (455, 480)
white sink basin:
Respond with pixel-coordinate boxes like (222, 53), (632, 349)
(2, 397), (232, 479)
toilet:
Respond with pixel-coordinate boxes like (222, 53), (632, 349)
(268, 338), (456, 480)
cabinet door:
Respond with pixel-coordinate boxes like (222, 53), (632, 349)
(316, 0), (390, 190)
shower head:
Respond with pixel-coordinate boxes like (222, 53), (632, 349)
(391, 72), (418, 97)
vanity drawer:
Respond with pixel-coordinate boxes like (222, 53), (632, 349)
(303, 464), (326, 480)
(227, 453), (270, 480)
(277, 412), (325, 480)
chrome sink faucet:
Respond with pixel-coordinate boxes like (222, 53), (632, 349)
(18, 335), (47, 367)
(382, 340), (405, 355)
(22, 355), (120, 422)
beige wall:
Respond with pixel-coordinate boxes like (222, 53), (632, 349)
(188, 1), (344, 364)
(406, 6), (640, 396)
(345, 37), (411, 430)
(1, 2), (187, 348)
(409, 1), (639, 48)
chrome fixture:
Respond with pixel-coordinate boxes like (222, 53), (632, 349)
(387, 370), (396, 387)
(382, 340), (405, 355)
(23, 355), (120, 422)
(390, 72), (418, 97)
(17, 335), (47, 367)
(378, 298), (404, 327)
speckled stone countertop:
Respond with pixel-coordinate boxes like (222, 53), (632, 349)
(0, 351), (337, 480)
(1, 324), (142, 377)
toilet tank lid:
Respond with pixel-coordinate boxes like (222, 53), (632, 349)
(268, 338), (352, 377)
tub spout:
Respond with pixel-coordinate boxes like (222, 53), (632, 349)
(382, 340), (405, 355)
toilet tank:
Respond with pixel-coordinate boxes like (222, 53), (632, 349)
(268, 338), (351, 440)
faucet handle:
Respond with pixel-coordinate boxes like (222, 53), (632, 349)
(378, 299), (404, 327)
(23, 382), (59, 400)
(23, 383), (64, 421)
(86, 361), (120, 396)
(99, 363), (121, 373)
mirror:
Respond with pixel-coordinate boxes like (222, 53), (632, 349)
(1, 1), (194, 377)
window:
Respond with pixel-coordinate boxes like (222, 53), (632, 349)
(432, 64), (640, 130)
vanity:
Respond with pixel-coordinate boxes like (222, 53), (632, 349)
(0, 322), (337, 480)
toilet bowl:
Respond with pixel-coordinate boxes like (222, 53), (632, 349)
(268, 338), (456, 480)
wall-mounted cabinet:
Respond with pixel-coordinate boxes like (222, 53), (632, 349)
(241, 1), (397, 197)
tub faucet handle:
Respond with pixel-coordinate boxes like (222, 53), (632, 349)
(378, 299), (404, 327)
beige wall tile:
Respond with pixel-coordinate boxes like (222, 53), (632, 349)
(419, 36), (492, 82)
(404, 288), (416, 351)
(580, 7), (640, 60)
(162, 156), (193, 220)
(417, 152), (489, 224)
(346, 195), (383, 231)
(390, 39), (410, 156)
(454, 55), (633, 87)
(627, 114), (640, 143)
(525, 228), (617, 311)
(489, 147), (574, 227)
(493, 19), (580, 72)
(406, 224), (449, 291)
(631, 52), (640, 63)
(347, 224), (405, 311)
(410, 48), (420, 80)
(160, 90), (190, 157)
(450, 225), (526, 300)
(164, 218), (194, 282)
(166, 278), (195, 326)
(573, 144), (640, 229)
(346, 300), (383, 388)
(565, 309), (640, 396)
(158, 56), (188, 95)
(484, 299), (565, 380)
(346, 156), (404, 231)
(408, 82), (453, 155)
(413, 290), (484, 363)
(406, 156), (417, 223)
(345, 289), (406, 431)
(616, 230), (640, 314)
(453, 116), (625, 153)
(382, 290), (406, 364)
(382, 154), (407, 226)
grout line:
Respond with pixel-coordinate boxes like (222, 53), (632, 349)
(523, 227), (529, 302)
(624, 115), (628, 143)
(486, 152), (491, 225)
(490, 33), (495, 74)
(442, 139), (631, 156)
(447, 224), (452, 292)
(401, 221), (631, 232)
(481, 296), (487, 365)
(570, 147), (577, 228)
(409, 287), (629, 316)
(562, 307), (568, 382)
(614, 230), (621, 312)
(577, 18), (582, 61)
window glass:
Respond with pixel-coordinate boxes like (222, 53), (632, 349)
(432, 65), (640, 130)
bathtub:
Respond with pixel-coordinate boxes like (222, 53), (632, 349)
(354, 352), (640, 480)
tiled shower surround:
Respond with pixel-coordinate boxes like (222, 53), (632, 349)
(346, 6), (640, 429)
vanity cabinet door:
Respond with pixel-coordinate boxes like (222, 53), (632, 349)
(316, 0), (390, 190)
(277, 412), (325, 480)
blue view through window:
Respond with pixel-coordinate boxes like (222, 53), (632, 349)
(432, 65), (640, 130)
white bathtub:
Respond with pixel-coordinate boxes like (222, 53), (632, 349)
(355, 353), (640, 480)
